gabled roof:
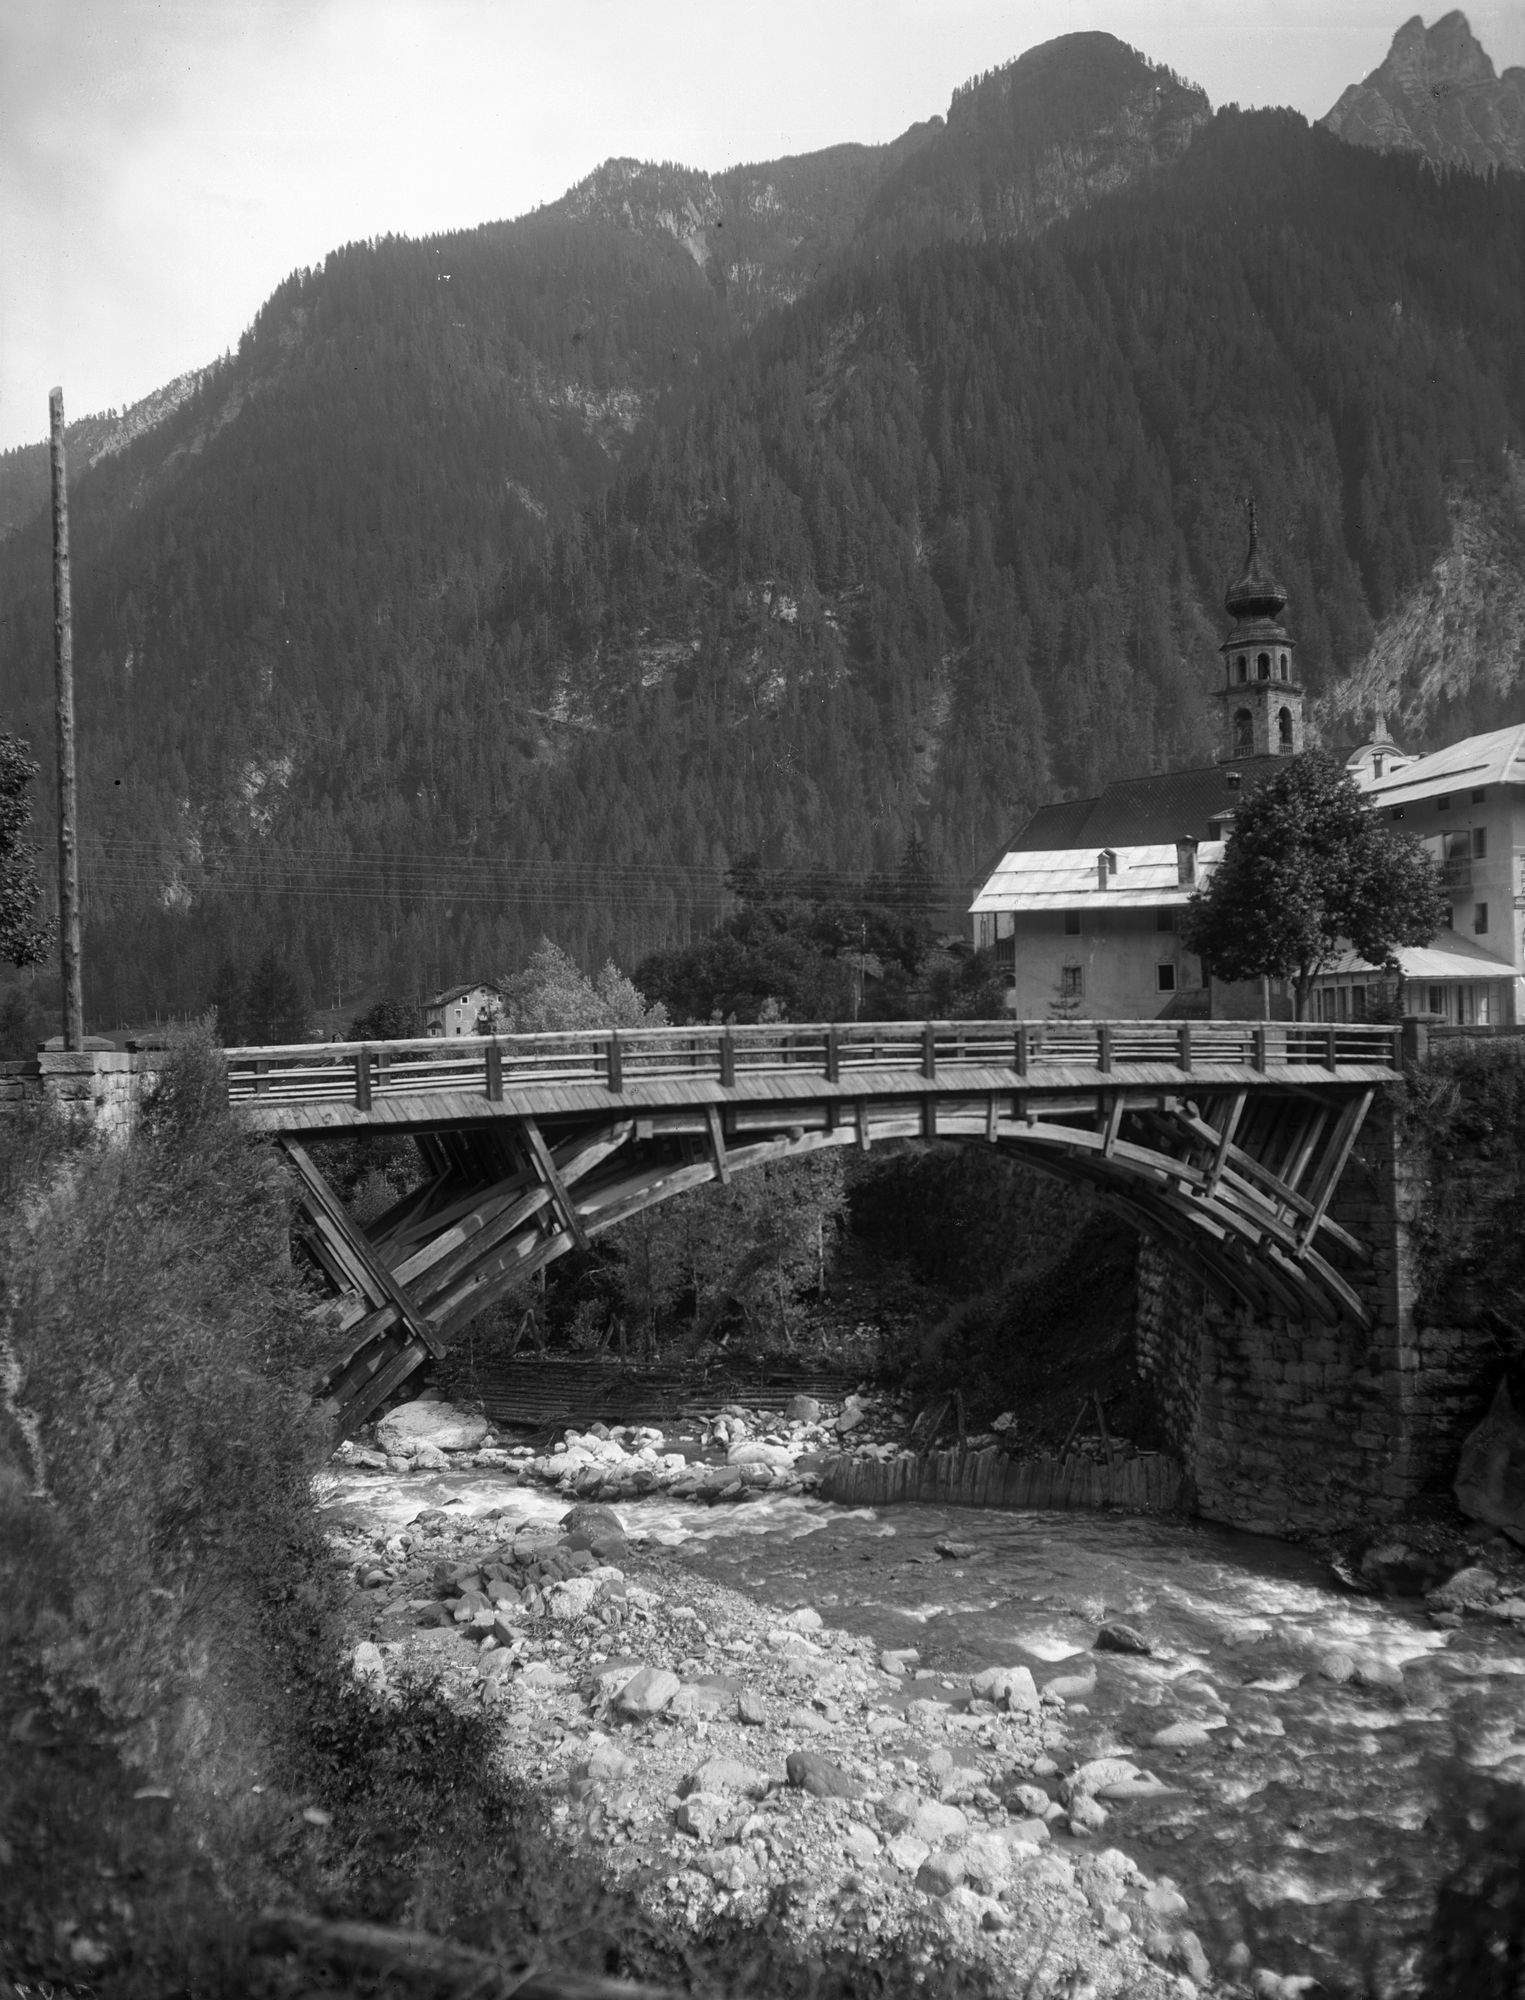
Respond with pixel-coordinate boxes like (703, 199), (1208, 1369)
(1362, 722), (1525, 804)
(971, 841), (1226, 914)
(1008, 755), (1291, 852)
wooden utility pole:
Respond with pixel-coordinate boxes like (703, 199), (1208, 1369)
(49, 387), (84, 1050)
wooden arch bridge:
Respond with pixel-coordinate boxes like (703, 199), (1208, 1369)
(226, 1019), (1402, 1437)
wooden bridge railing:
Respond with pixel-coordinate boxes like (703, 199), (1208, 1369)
(224, 1019), (1402, 1111)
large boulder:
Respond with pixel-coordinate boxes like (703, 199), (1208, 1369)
(376, 1400), (489, 1455)
(1455, 1379), (1525, 1546)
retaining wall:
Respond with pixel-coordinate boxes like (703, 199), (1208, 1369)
(819, 1444), (1185, 1514)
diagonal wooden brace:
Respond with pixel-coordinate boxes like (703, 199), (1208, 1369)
(284, 1139), (445, 1358)
(518, 1115), (591, 1251)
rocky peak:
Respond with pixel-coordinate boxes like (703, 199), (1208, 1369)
(1322, 11), (1525, 175)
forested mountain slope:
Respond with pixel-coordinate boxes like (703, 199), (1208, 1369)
(1, 38), (1523, 1032)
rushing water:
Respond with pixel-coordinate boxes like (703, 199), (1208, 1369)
(324, 1467), (1525, 1993)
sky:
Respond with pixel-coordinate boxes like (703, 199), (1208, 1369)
(4, 0), (1524, 455)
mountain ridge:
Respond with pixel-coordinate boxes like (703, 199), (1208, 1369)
(1322, 9), (1525, 173)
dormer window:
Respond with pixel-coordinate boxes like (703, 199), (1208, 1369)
(1373, 755), (1384, 778)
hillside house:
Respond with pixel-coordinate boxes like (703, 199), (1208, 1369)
(424, 983), (504, 1037)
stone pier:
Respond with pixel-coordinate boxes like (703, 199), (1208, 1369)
(1136, 1091), (1499, 1536)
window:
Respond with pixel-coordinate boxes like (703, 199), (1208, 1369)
(1206, 819), (1221, 840)
(1472, 788), (1487, 803)
(1233, 708), (1253, 756)
(976, 913), (994, 949)
(1257, 652), (1271, 679)
(1437, 794), (1450, 811)
(1427, 986), (1445, 1017)
(1063, 909), (1082, 935)
(1156, 963), (1177, 992)
(1474, 902), (1489, 934)
(1156, 907), (1177, 931)
(1279, 652), (1290, 680)
(1390, 807), (1405, 821)
(1473, 827), (1487, 859)
(1060, 965), (1084, 999)
(1373, 755), (1385, 779)
(1236, 655), (1248, 682)
(1277, 705), (1294, 751)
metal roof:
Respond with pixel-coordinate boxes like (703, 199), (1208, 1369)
(970, 841), (1226, 913)
(1363, 722), (1525, 804)
(1321, 933), (1519, 983)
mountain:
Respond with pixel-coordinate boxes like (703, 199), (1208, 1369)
(862, 32), (1209, 245)
(0, 373), (204, 540)
(1322, 11), (1525, 174)
(1, 34), (1524, 1034)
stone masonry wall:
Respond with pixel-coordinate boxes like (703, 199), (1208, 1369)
(0, 1051), (165, 1144)
(1136, 1091), (1503, 1537)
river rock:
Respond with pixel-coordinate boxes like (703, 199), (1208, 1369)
(962, 1830), (1016, 1889)
(683, 1756), (770, 1799)
(578, 1741), (635, 1783)
(787, 1395), (821, 1423)
(916, 1849), (965, 1896)
(1066, 1793), (1109, 1835)
(970, 1665), (1040, 1713)
(613, 1666), (681, 1717)
(912, 1800), (968, 1846)
(737, 1688), (768, 1725)
(886, 1833), (931, 1873)
(727, 1440), (795, 1468)
(1455, 1378), (1525, 1545)
(1094, 1620), (1152, 1655)
(1152, 1720), (1213, 1748)
(1318, 1650), (1357, 1683)
(376, 1400), (489, 1455)
(835, 1399), (867, 1434)
(775, 1606), (823, 1632)
(675, 1792), (730, 1841)
(412, 1443), (450, 1472)
(1351, 1654), (1404, 1690)
(548, 1576), (601, 1620)
(786, 1752), (863, 1799)
(1428, 1565), (1499, 1611)
(351, 1641), (385, 1684)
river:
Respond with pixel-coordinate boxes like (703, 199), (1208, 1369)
(324, 1466), (1525, 1994)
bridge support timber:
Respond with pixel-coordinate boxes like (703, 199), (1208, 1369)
(225, 1020), (1401, 1442)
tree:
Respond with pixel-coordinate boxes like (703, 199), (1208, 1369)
(498, 939), (666, 1033)
(1180, 752), (1447, 1019)
(243, 949), (310, 1044)
(0, 733), (52, 969)
(347, 996), (423, 1041)
(206, 956), (246, 1045)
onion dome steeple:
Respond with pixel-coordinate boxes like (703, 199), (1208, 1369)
(1216, 498), (1304, 763)
(1224, 498), (1288, 622)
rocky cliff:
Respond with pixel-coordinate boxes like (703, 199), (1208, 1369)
(1322, 11), (1525, 174)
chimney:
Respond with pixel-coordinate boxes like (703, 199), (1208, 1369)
(1176, 837), (1198, 887)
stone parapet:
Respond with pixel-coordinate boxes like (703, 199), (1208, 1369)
(0, 1050), (165, 1143)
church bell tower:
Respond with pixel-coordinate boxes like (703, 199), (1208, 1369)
(1216, 501), (1304, 762)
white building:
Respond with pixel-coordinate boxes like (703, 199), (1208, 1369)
(424, 983), (504, 1037)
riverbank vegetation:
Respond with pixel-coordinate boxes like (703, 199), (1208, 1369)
(0, 1033), (988, 1997)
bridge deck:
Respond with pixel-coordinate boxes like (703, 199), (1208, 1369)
(227, 1019), (1400, 1132)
